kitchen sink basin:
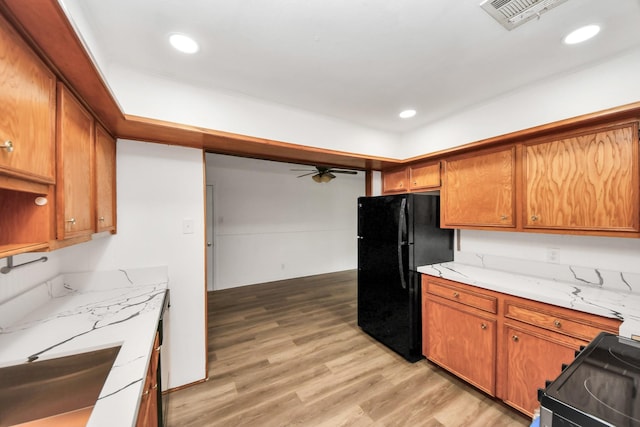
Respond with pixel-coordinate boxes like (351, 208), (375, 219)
(0, 345), (121, 427)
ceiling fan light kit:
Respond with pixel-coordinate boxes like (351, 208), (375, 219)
(291, 166), (358, 183)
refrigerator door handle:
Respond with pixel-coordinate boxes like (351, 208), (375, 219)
(398, 197), (407, 290)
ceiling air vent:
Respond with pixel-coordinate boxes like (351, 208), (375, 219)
(480, 0), (569, 30)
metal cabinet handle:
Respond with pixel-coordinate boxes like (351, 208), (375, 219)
(480, 323), (487, 330)
(531, 215), (538, 221)
(1, 140), (13, 152)
(99, 216), (105, 222)
(66, 218), (76, 225)
(512, 335), (519, 342)
(554, 320), (562, 328)
(500, 215), (508, 220)
(453, 292), (460, 298)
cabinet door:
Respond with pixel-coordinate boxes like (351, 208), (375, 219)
(95, 124), (116, 233)
(382, 167), (408, 194)
(409, 162), (440, 190)
(503, 324), (583, 417)
(0, 13), (56, 183)
(56, 84), (95, 239)
(524, 123), (639, 232)
(425, 299), (496, 395)
(443, 146), (515, 227)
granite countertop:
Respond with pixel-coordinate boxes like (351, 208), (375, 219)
(0, 267), (168, 427)
(417, 261), (640, 340)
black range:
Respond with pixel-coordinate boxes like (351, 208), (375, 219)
(539, 332), (640, 427)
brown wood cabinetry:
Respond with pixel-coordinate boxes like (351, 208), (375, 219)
(440, 122), (640, 237)
(56, 83), (95, 241)
(442, 146), (515, 228)
(501, 298), (621, 416)
(382, 161), (441, 194)
(0, 12), (56, 184)
(382, 167), (408, 194)
(137, 332), (160, 427)
(95, 123), (117, 233)
(523, 122), (639, 233)
(424, 296), (497, 395)
(502, 324), (580, 416)
(0, 183), (53, 257)
(409, 161), (440, 190)
(421, 275), (622, 418)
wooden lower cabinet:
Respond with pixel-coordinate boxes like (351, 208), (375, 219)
(502, 324), (583, 416)
(421, 275), (622, 418)
(425, 298), (496, 395)
(136, 332), (160, 427)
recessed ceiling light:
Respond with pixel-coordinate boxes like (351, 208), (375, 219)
(563, 24), (600, 45)
(169, 33), (199, 54)
(399, 109), (417, 119)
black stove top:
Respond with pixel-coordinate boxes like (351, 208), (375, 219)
(540, 332), (640, 427)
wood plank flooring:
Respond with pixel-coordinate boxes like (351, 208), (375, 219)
(166, 271), (530, 427)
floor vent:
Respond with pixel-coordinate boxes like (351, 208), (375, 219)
(480, 0), (569, 30)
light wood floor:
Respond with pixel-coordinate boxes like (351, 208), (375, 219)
(166, 271), (530, 427)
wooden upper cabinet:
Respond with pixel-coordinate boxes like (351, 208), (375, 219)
(524, 122), (639, 232)
(382, 167), (408, 194)
(95, 124), (117, 233)
(409, 161), (440, 190)
(0, 12), (56, 184)
(443, 146), (516, 228)
(56, 83), (95, 240)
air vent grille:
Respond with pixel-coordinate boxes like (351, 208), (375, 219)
(480, 0), (569, 30)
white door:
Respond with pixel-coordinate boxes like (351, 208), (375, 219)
(206, 185), (214, 291)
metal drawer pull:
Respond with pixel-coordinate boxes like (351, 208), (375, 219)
(480, 323), (487, 330)
(512, 335), (519, 342)
(531, 215), (538, 221)
(1, 140), (14, 152)
(66, 218), (76, 225)
(453, 292), (460, 298)
(99, 216), (105, 222)
(500, 215), (508, 220)
(554, 320), (562, 328)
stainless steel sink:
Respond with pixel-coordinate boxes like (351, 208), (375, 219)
(0, 345), (121, 427)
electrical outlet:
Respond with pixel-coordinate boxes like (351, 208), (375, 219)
(546, 247), (560, 263)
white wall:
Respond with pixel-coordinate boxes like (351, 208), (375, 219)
(89, 139), (206, 389)
(457, 230), (640, 275)
(1, 140), (207, 390)
(104, 65), (399, 159)
(401, 47), (640, 158)
(205, 153), (364, 289)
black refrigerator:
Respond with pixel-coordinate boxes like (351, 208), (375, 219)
(357, 194), (453, 362)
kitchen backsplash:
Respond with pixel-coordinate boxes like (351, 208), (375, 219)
(453, 251), (640, 294)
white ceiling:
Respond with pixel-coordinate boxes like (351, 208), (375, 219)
(62, 0), (640, 133)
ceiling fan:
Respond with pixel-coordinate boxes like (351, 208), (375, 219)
(291, 166), (357, 183)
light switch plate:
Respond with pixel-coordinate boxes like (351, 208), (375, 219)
(182, 218), (194, 234)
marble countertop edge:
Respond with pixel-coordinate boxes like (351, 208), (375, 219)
(417, 262), (640, 339)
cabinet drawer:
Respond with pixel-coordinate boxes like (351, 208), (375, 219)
(427, 280), (497, 314)
(504, 301), (613, 341)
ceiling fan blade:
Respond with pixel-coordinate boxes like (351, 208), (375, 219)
(296, 172), (316, 178)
